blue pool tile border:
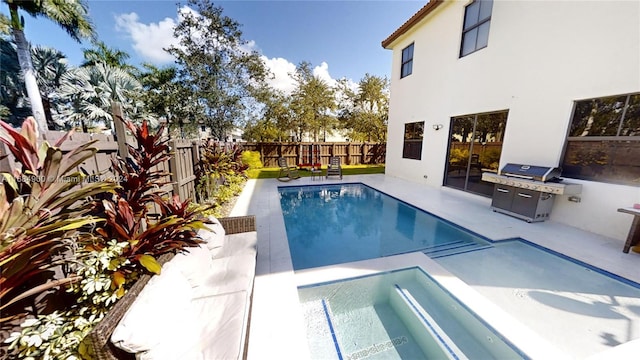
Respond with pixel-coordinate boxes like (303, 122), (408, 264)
(299, 267), (530, 359)
(321, 299), (343, 360)
(394, 284), (461, 360)
(505, 237), (640, 289)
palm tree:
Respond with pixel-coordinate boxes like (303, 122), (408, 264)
(1, 0), (94, 131)
(0, 37), (30, 126)
(82, 40), (136, 73)
(58, 63), (144, 132)
(31, 46), (68, 129)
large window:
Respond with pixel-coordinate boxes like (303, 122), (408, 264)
(460, 0), (493, 57)
(445, 110), (507, 196)
(561, 93), (640, 186)
(401, 43), (414, 78)
(403, 121), (424, 160)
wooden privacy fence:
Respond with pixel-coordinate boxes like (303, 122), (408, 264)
(242, 142), (386, 167)
(0, 117), (201, 207)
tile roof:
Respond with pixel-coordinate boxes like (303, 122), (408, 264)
(381, 0), (445, 49)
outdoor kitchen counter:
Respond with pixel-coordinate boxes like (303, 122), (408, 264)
(617, 207), (640, 253)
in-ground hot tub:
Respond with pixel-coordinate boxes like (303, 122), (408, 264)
(298, 267), (527, 360)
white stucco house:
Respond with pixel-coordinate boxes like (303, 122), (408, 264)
(382, 0), (640, 241)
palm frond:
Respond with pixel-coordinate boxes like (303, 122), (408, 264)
(39, 0), (95, 42)
(0, 14), (10, 35)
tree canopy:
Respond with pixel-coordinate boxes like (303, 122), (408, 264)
(0, 0), (389, 142)
(167, 0), (268, 140)
(2, 0), (94, 130)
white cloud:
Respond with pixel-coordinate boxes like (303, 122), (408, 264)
(312, 62), (337, 87)
(261, 56), (297, 94)
(113, 7), (357, 97)
(114, 12), (178, 63)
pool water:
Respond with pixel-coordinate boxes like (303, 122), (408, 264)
(298, 267), (526, 360)
(279, 184), (491, 270)
(283, 183), (640, 357)
(435, 239), (640, 357)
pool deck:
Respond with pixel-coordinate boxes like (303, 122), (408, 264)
(230, 174), (640, 360)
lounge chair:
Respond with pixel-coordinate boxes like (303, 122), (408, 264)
(326, 156), (343, 179)
(277, 157), (300, 181)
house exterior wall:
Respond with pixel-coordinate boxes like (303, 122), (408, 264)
(385, 0), (640, 240)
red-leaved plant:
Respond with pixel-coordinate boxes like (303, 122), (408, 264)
(0, 117), (117, 324)
(195, 142), (248, 202)
(93, 119), (210, 276)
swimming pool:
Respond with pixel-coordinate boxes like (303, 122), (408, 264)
(280, 183), (640, 357)
(279, 184), (491, 270)
(298, 267), (527, 360)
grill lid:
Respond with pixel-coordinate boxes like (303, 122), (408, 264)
(499, 163), (562, 182)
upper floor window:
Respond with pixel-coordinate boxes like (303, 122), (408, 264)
(561, 93), (640, 186)
(401, 43), (414, 78)
(460, 0), (493, 57)
(403, 121), (424, 160)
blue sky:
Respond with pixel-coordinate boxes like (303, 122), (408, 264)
(8, 0), (426, 91)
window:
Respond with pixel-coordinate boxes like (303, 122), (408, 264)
(403, 121), (424, 160)
(445, 110), (507, 196)
(561, 93), (640, 186)
(401, 43), (414, 78)
(460, 0), (493, 57)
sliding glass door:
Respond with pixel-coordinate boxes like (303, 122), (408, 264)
(444, 111), (508, 196)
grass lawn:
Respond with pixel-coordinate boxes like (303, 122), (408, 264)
(247, 164), (385, 179)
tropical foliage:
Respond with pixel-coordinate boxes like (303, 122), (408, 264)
(31, 46), (69, 129)
(1, 1), (389, 143)
(0, 117), (116, 325)
(1, 0), (94, 130)
(0, 38), (29, 125)
(57, 63), (145, 132)
(2, 118), (211, 359)
(81, 41), (135, 73)
(94, 119), (209, 273)
(289, 62), (337, 142)
(195, 143), (249, 203)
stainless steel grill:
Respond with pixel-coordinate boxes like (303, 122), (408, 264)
(482, 163), (582, 223)
(499, 163), (562, 182)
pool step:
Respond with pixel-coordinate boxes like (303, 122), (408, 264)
(423, 241), (493, 258)
(390, 284), (469, 360)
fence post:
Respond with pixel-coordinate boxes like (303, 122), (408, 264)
(191, 139), (200, 200)
(191, 139), (201, 173)
(111, 102), (129, 159)
(168, 139), (181, 199)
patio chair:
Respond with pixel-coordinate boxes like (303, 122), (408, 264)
(277, 157), (300, 181)
(326, 156), (343, 179)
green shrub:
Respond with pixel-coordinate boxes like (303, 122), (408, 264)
(5, 240), (133, 360)
(241, 151), (262, 169)
(3, 119), (209, 359)
(449, 148), (469, 163)
(480, 148), (501, 170)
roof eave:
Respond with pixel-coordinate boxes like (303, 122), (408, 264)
(381, 0), (446, 49)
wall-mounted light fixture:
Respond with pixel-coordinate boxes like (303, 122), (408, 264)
(432, 124), (443, 131)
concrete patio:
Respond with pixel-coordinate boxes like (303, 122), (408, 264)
(229, 174), (640, 359)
